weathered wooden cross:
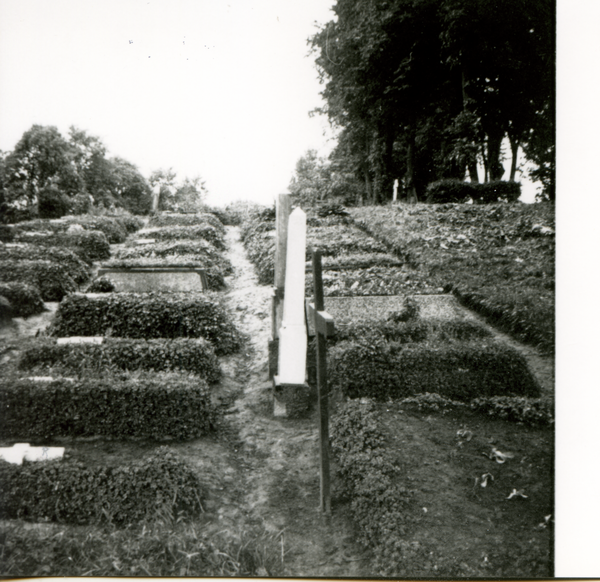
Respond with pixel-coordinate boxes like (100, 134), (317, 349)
(307, 249), (334, 515)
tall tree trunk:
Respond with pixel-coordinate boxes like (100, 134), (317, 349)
(462, 69), (479, 183)
(468, 162), (479, 183)
(508, 134), (519, 181)
(363, 168), (372, 205)
(486, 131), (505, 181)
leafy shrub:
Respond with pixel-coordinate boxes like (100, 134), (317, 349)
(61, 215), (128, 243)
(19, 337), (221, 382)
(85, 277), (115, 293)
(387, 297), (420, 322)
(311, 252), (404, 270)
(0, 447), (205, 525)
(328, 338), (540, 401)
(116, 239), (224, 265)
(0, 375), (217, 439)
(316, 202), (350, 218)
(14, 229), (110, 263)
(0, 259), (77, 302)
(140, 225), (225, 250)
(107, 213), (145, 233)
(148, 212), (225, 232)
(0, 295), (12, 321)
(471, 181), (522, 204)
(426, 179), (474, 203)
(49, 292), (241, 355)
(0, 283), (45, 317)
(0, 225), (16, 242)
(37, 186), (72, 218)
(469, 395), (554, 425)
(0, 244), (90, 285)
(330, 400), (415, 575)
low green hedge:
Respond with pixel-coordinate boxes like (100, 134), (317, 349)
(148, 212), (225, 232)
(328, 338), (540, 401)
(0, 244), (91, 285)
(330, 400), (414, 576)
(49, 293), (241, 355)
(0, 447), (205, 526)
(116, 239), (225, 265)
(0, 260), (77, 302)
(426, 180), (521, 204)
(0, 375), (217, 439)
(14, 229), (110, 263)
(0, 283), (45, 317)
(19, 337), (221, 383)
(141, 225), (226, 250)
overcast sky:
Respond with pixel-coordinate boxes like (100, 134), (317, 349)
(0, 0), (338, 207)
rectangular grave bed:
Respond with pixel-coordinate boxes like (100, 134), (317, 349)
(97, 266), (207, 293)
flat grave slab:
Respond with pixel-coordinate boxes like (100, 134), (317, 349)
(97, 267), (207, 293)
(305, 294), (477, 336)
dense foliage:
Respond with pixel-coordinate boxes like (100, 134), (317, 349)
(19, 337), (221, 382)
(309, 0), (555, 202)
(140, 225), (226, 250)
(0, 282), (45, 317)
(0, 259), (77, 302)
(0, 447), (205, 525)
(49, 292), (241, 355)
(0, 375), (217, 439)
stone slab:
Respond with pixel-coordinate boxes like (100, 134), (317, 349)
(0, 443), (65, 465)
(57, 337), (104, 345)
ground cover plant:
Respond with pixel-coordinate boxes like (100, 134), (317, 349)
(330, 399), (553, 577)
(0, 283), (45, 317)
(348, 203), (555, 352)
(139, 225), (226, 250)
(48, 292), (242, 354)
(0, 447), (206, 526)
(0, 259), (77, 302)
(19, 337), (221, 383)
(12, 228), (111, 263)
(0, 374), (217, 439)
(0, 244), (91, 285)
(148, 212), (225, 232)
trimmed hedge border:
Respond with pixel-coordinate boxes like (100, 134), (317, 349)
(140, 225), (226, 250)
(0, 375), (217, 439)
(0, 259), (77, 302)
(19, 337), (221, 383)
(0, 283), (45, 317)
(0, 244), (91, 285)
(426, 180), (522, 204)
(328, 338), (540, 401)
(13, 229), (110, 263)
(49, 292), (241, 355)
(0, 447), (205, 526)
(148, 212), (225, 232)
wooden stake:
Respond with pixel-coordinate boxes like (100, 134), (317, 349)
(311, 249), (332, 515)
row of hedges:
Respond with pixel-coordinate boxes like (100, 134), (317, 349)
(12, 229), (111, 263)
(0, 375), (217, 439)
(139, 225), (226, 250)
(0, 259), (77, 302)
(426, 180), (522, 204)
(48, 293), (242, 355)
(0, 283), (45, 317)
(0, 447), (205, 526)
(348, 204), (555, 352)
(148, 212), (225, 232)
(19, 337), (221, 383)
(114, 239), (226, 267)
(328, 337), (540, 401)
(0, 244), (91, 285)
(240, 216), (276, 285)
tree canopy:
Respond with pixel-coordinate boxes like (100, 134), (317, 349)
(309, 0), (555, 203)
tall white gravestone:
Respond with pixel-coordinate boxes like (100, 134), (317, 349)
(277, 207), (307, 384)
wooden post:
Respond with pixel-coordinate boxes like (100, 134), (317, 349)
(310, 250), (333, 515)
(273, 193), (292, 338)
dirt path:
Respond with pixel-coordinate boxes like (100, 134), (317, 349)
(217, 226), (370, 577)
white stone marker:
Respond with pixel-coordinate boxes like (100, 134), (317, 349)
(0, 443), (65, 465)
(57, 337), (104, 345)
(277, 207), (307, 384)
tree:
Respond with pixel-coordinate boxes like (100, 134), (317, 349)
(109, 157), (153, 214)
(149, 169), (207, 212)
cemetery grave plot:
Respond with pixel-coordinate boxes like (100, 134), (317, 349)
(348, 203), (555, 352)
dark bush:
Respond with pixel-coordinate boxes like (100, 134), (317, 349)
(0, 375), (217, 440)
(0, 259), (77, 302)
(426, 179), (474, 203)
(62, 216), (128, 243)
(85, 277), (115, 293)
(37, 186), (72, 219)
(471, 181), (522, 204)
(0, 225), (16, 242)
(0, 244), (90, 285)
(19, 337), (221, 382)
(0, 447), (205, 526)
(49, 292), (241, 355)
(0, 283), (45, 317)
(328, 338), (540, 401)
